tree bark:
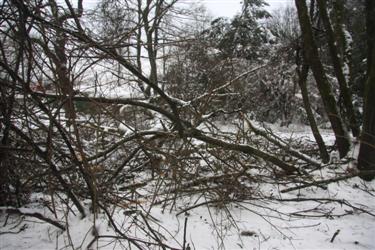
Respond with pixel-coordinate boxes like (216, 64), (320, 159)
(366, 0), (375, 73)
(49, 0), (76, 125)
(136, 0), (146, 95)
(297, 64), (329, 163)
(331, 0), (354, 86)
(358, 0), (375, 181)
(295, 0), (351, 158)
(142, 0), (158, 97)
(316, 0), (359, 137)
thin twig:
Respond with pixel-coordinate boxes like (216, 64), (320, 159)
(330, 229), (340, 243)
(140, 213), (166, 250)
(280, 172), (358, 193)
(183, 217), (188, 250)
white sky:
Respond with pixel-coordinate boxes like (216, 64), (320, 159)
(82, 0), (294, 17)
(200, 0), (294, 17)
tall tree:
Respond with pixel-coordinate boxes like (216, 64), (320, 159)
(295, 0), (351, 158)
(139, 0), (177, 97)
(316, 0), (360, 137)
(297, 63), (330, 163)
(205, 0), (270, 60)
(357, 0), (375, 181)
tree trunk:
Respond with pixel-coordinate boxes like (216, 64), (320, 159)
(295, 0), (351, 158)
(142, 0), (158, 97)
(366, 0), (375, 73)
(331, 0), (346, 56)
(357, 0), (375, 181)
(316, 0), (360, 137)
(297, 64), (329, 163)
(331, 0), (354, 85)
(136, 0), (146, 95)
(50, 1), (76, 125)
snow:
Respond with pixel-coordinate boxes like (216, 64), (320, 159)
(2, 176), (374, 250)
(78, 82), (143, 99)
(165, 93), (191, 107)
(294, 93), (303, 100)
(1, 127), (375, 250)
(118, 123), (134, 135)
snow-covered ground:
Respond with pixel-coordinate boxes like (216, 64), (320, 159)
(1, 176), (374, 250)
(1, 126), (374, 250)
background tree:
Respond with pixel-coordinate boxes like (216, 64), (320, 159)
(1, 0), (373, 248)
(358, 0), (375, 180)
(295, 0), (351, 158)
(266, 5), (329, 162)
(204, 0), (270, 60)
(316, 0), (359, 137)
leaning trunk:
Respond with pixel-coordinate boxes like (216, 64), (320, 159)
(295, 0), (351, 158)
(297, 64), (329, 163)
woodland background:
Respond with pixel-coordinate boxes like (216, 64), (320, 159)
(0, 0), (375, 249)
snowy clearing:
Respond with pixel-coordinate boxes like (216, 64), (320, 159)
(1, 127), (374, 250)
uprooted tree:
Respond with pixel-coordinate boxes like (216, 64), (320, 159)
(0, 0), (374, 248)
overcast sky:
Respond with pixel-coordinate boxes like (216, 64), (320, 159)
(82, 0), (294, 17)
(182, 0), (294, 17)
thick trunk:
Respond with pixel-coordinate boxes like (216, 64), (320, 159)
(316, 0), (359, 137)
(57, 68), (76, 124)
(366, 0), (375, 73)
(295, 0), (351, 158)
(331, 0), (346, 58)
(54, 23), (75, 124)
(331, 0), (354, 83)
(358, 0), (375, 181)
(142, 0), (158, 97)
(358, 49), (375, 180)
(298, 64), (329, 163)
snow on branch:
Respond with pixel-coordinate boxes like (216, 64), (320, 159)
(191, 64), (268, 104)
